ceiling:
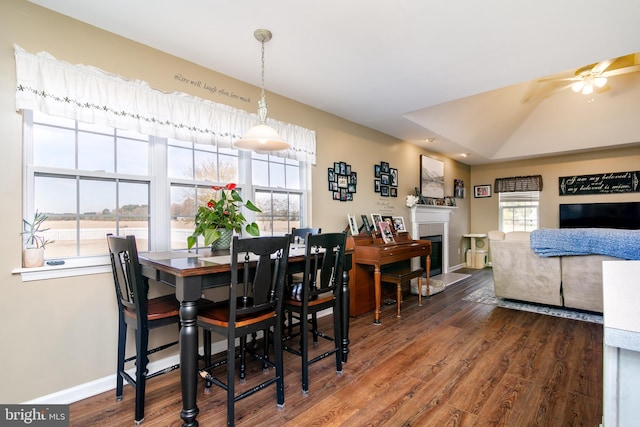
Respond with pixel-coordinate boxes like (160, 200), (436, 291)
(28, 0), (640, 165)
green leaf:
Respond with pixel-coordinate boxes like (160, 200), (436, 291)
(187, 235), (197, 249)
(244, 200), (262, 212)
(245, 222), (260, 236)
(203, 228), (221, 246)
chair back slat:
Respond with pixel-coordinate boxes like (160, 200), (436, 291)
(230, 235), (290, 321)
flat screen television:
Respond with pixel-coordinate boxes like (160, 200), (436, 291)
(559, 202), (640, 230)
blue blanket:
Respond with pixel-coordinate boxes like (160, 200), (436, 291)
(530, 228), (640, 260)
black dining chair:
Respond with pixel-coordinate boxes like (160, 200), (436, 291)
(290, 227), (321, 246)
(282, 232), (346, 394)
(198, 235), (290, 426)
(287, 227), (321, 334)
(107, 234), (213, 425)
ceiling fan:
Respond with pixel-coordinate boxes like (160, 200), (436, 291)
(538, 53), (640, 96)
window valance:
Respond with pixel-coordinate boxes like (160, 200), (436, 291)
(494, 175), (543, 193)
(14, 45), (316, 164)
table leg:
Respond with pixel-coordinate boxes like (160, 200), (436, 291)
(179, 300), (199, 427)
(374, 266), (382, 325)
(341, 266), (350, 363)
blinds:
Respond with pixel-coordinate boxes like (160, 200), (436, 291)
(14, 45), (317, 164)
(494, 175), (543, 193)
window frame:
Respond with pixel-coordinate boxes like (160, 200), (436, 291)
(17, 111), (309, 280)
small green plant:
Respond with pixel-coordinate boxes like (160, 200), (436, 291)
(22, 210), (55, 249)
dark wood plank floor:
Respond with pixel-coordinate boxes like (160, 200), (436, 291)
(70, 268), (603, 426)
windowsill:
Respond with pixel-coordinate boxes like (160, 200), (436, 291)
(12, 255), (112, 282)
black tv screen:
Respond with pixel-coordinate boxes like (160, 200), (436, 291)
(559, 202), (640, 230)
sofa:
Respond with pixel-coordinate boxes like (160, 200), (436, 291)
(487, 230), (625, 313)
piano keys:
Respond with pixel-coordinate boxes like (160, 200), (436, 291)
(346, 231), (431, 323)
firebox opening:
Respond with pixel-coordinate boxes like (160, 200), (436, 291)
(421, 235), (442, 277)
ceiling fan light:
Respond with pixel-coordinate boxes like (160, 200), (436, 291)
(594, 76), (607, 88)
(571, 81), (584, 93)
(233, 124), (290, 151)
(582, 83), (593, 95)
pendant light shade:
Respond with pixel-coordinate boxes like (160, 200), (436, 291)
(233, 29), (290, 152)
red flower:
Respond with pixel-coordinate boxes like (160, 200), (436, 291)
(207, 201), (214, 208)
(225, 183), (237, 190)
(211, 185), (223, 191)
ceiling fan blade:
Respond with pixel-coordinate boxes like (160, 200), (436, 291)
(591, 59), (614, 74)
(601, 64), (640, 78)
(537, 76), (580, 83)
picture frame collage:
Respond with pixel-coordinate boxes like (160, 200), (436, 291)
(328, 161), (357, 201)
(373, 161), (398, 197)
(347, 213), (406, 240)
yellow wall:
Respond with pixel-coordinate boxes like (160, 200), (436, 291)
(0, 0), (470, 402)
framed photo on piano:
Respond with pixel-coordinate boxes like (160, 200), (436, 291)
(377, 221), (395, 244)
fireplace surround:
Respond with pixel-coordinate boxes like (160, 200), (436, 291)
(410, 205), (456, 275)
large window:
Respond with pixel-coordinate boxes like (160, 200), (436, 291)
(24, 111), (308, 260)
(499, 191), (539, 232)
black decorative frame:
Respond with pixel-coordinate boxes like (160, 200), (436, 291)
(329, 161), (357, 201)
(474, 184), (491, 198)
(374, 161), (398, 197)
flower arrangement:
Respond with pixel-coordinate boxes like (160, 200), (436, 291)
(405, 194), (419, 208)
(187, 183), (262, 249)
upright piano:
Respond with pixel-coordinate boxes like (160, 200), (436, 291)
(346, 231), (431, 322)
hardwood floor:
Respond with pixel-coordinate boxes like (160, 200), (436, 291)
(70, 268), (603, 426)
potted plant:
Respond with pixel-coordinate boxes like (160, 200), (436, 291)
(187, 183), (261, 250)
(21, 210), (55, 267)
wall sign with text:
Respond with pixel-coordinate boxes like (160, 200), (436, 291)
(559, 171), (640, 195)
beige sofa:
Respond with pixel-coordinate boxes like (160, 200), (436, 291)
(488, 230), (619, 313)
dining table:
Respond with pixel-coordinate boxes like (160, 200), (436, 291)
(138, 244), (352, 427)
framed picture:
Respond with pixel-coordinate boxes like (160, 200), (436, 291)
(420, 155), (444, 199)
(389, 187), (397, 197)
(380, 161), (390, 173)
(454, 179), (464, 198)
(474, 184), (492, 198)
(392, 216), (406, 232)
(381, 215), (394, 231)
(374, 179), (381, 192)
(360, 214), (372, 233)
(378, 221), (395, 244)
(371, 213), (383, 227)
(347, 214), (358, 236)
(380, 173), (390, 185)
(337, 175), (348, 188)
(374, 164), (381, 178)
(390, 168), (398, 186)
(380, 185), (390, 196)
(329, 160), (357, 202)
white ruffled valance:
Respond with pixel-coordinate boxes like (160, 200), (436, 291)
(14, 45), (316, 164)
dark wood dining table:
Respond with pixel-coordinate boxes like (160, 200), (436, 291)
(138, 246), (352, 427)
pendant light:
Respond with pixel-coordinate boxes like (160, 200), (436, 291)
(233, 29), (290, 151)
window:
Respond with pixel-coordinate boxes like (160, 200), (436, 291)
(499, 191), (539, 232)
(252, 152), (304, 235)
(24, 111), (309, 261)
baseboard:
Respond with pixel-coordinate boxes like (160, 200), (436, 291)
(449, 263), (466, 271)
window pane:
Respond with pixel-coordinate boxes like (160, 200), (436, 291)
(194, 150), (218, 181)
(218, 153), (238, 183)
(34, 175), (78, 258)
(270, 162), (286, 188)
(78, 132), (114, 172)
(168, 145), (193, 179)
(288, 194), (301, 230)
(252, 159), (269, 186)
(170, 185), (196, 250)
(33, 125), (75, 169)
(286, 163), (300, 189)
(255, 191), (273, 234)
(272, 193), (289, 234)
(117, 138), (148, 175)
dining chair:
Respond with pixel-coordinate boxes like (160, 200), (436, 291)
(107, 233), (213, 425)
(198, 235), (290, 426)
(282, 231), (346, 394)
(287, 227), (321, 334)
(290, 227), (321, 245)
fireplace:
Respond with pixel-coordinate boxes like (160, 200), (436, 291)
(410, 205), (456, 275)
(421, 235), (442, 276)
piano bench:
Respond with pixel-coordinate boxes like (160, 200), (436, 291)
(379, 267), (425, 317)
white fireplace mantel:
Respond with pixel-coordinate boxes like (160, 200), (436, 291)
(410, 205), (456, 274)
